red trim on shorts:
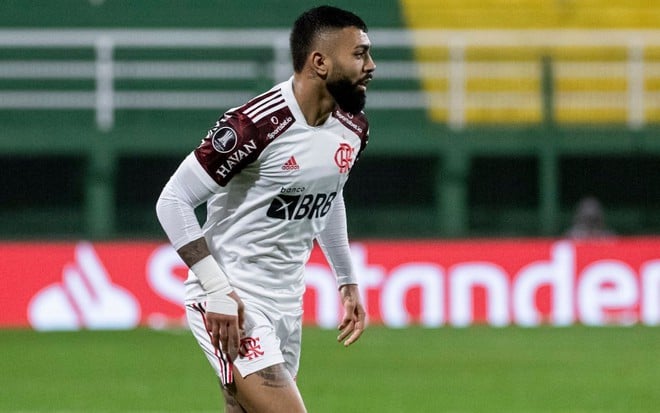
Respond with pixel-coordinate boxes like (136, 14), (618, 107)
(192, 303), (233, 386)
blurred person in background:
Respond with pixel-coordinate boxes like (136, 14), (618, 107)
(565, 195), (615, 239)
(156, 6), (374, 413)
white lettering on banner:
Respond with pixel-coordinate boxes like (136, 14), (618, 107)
(304, 265), (340, 329)
(317, 241), (660, 328)
(450, 264), (509, 327)
(28, 243), (140, 331)
(512, 242), (574, 326)
(348, 245), (384, 323)
(642, 261), (660, 325)
(147, 245), (187, 328)
(578, 261), (638, 325)
(381, 264), (444, 328)
(26, 240), (660, 330)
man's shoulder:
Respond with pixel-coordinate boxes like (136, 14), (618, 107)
(194, 84), (296, 186)
(225, 86), (296, 141)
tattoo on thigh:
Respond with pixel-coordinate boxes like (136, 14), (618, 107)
(225, 394), (240, 408)
(223, 382), (238, 398)
(256, 364), (292, 389)
(222, 384), (243, 410)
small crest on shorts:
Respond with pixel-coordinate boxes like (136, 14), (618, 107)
(239, 336), (264, 360)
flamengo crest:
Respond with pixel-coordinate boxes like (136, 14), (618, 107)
(334, 143), (354, 173)
(239, 337), (264, 360)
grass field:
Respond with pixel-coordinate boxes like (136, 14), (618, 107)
(1, 326), (660, 412)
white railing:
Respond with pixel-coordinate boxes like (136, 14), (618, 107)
(1, 29), (659, 130)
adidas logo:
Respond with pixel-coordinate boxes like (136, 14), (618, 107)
(282, 156), (300, 171)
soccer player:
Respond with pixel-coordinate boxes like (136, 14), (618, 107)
(156, 6), (375, 413)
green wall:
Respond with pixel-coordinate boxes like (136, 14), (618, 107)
(3, 107), (660, 240)
(0, 0), (404, 28)
(2, 1), (659, 240)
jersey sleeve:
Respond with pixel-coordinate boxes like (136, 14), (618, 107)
(194, 111), (261, 186)
(316, 191), (358, 287)
(156, 152), (220, 250)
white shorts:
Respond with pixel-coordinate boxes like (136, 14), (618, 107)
(186, 297), (303, 387)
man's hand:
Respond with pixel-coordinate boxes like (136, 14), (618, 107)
(337, 284), (365, 346)
(205, 291), (245, 360)
(176, 240), (244, 360)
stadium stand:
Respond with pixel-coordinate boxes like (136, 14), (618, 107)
(1, 1), (660, 240)
(401, 0), (660, 29)
(401, 0), (660, 124)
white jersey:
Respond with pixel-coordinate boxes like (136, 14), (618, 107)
(185, 78), (369, 303)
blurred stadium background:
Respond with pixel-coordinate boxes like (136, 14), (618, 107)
(2, 0), (660, 239)
(2, 1), (660, 412)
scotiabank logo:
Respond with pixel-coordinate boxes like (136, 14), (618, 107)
(266, 192), (336, 220)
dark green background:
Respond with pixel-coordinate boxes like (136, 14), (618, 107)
(2, 1), (659, 240)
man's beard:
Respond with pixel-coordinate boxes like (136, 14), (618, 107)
(326, 77), (366, 115)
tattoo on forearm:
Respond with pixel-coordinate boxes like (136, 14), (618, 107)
(177, 237), (211, 267)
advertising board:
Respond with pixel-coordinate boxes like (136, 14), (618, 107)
(2, 239), (660, 330)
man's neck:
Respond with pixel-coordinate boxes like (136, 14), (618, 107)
(292, 73), (335, 127)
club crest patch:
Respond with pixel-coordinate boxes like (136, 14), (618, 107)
(334, 143), (354, 173)
(211, 127), (238, 153)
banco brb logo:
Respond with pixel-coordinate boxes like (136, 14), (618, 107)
(334, 143), (354, 173)
(267, 192), (337, 220)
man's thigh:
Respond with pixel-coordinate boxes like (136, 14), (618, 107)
(186, 300), (302, 383)
(231, 363), (307, 413)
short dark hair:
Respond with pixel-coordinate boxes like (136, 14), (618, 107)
(290, 6), (368, 73)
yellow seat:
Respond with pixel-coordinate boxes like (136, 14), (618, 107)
(401, 0), (660, 125)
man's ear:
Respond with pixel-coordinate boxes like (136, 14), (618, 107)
(311, 51), (329, 78)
